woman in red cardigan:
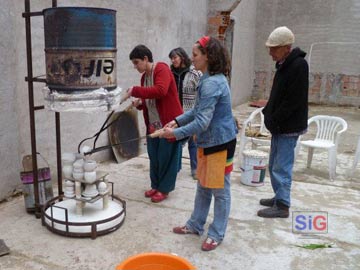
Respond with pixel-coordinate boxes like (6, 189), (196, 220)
(126, 44), (183, 203)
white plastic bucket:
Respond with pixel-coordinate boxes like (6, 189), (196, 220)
(240, 150), (267, 187)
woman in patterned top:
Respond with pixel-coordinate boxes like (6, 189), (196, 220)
(169, 47), (201, 178)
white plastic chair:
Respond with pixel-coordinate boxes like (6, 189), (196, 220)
(348, 135), (360, 178)
(296, 115), (348, 181)
(239, 107), (271, 165)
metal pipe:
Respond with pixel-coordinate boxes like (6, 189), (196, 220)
(48, 0), (62, 199)
(24, 0), (40, 217)
(25, 76), (47, 83)
(83, 129), (164, 155)
(22, 11), (43, 17)
(51, 0), (63, 199)
(56, 112), (62, 196)
(34, 105), (45, 110)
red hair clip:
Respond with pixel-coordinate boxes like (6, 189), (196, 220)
(198, 36), (210, 48)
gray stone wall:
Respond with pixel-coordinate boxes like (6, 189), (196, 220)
(253, 0), (360, 105)
(230, 0), (257, 106)
(0, 0), (20, 199)
(0, 0), (207, 200)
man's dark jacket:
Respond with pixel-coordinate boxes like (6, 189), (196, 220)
(262, 47), (309, 135)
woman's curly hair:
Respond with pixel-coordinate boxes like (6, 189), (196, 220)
(197, 37), (231, 76)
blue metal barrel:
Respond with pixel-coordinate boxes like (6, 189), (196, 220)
(43, 7), (117, 92)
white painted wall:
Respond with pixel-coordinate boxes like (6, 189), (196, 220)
(0, 0), (207, 200)
(230, 0), (257, 105)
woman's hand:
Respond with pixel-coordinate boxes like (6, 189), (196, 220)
(160, 127), (175, 139)
(124, 87), (133, 100)
(164, 120), (178, 129)
(132, 98), (142, 107)
(161, 120), (178, 138)
(120, 87), (133, 104)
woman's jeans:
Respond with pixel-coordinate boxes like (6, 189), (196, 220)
(188, 136), (197, 172)
(186, 173), (231, 243)
(269, 134), (299, 207)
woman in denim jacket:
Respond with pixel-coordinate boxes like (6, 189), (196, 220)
(161, 36), (237, 251)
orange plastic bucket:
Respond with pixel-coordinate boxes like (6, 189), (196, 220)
(116, 252), (196, 270)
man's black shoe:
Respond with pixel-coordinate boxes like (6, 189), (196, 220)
(257, 205), (289, 218)
(259, 197), (275, 207)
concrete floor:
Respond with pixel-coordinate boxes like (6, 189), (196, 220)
(0, 104), (359, 270)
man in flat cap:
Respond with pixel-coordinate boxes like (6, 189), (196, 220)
(258, 26), (309, 218)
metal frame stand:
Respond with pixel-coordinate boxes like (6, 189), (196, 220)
(22, 2), (126, 240)
(22, 0), (62, 218)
